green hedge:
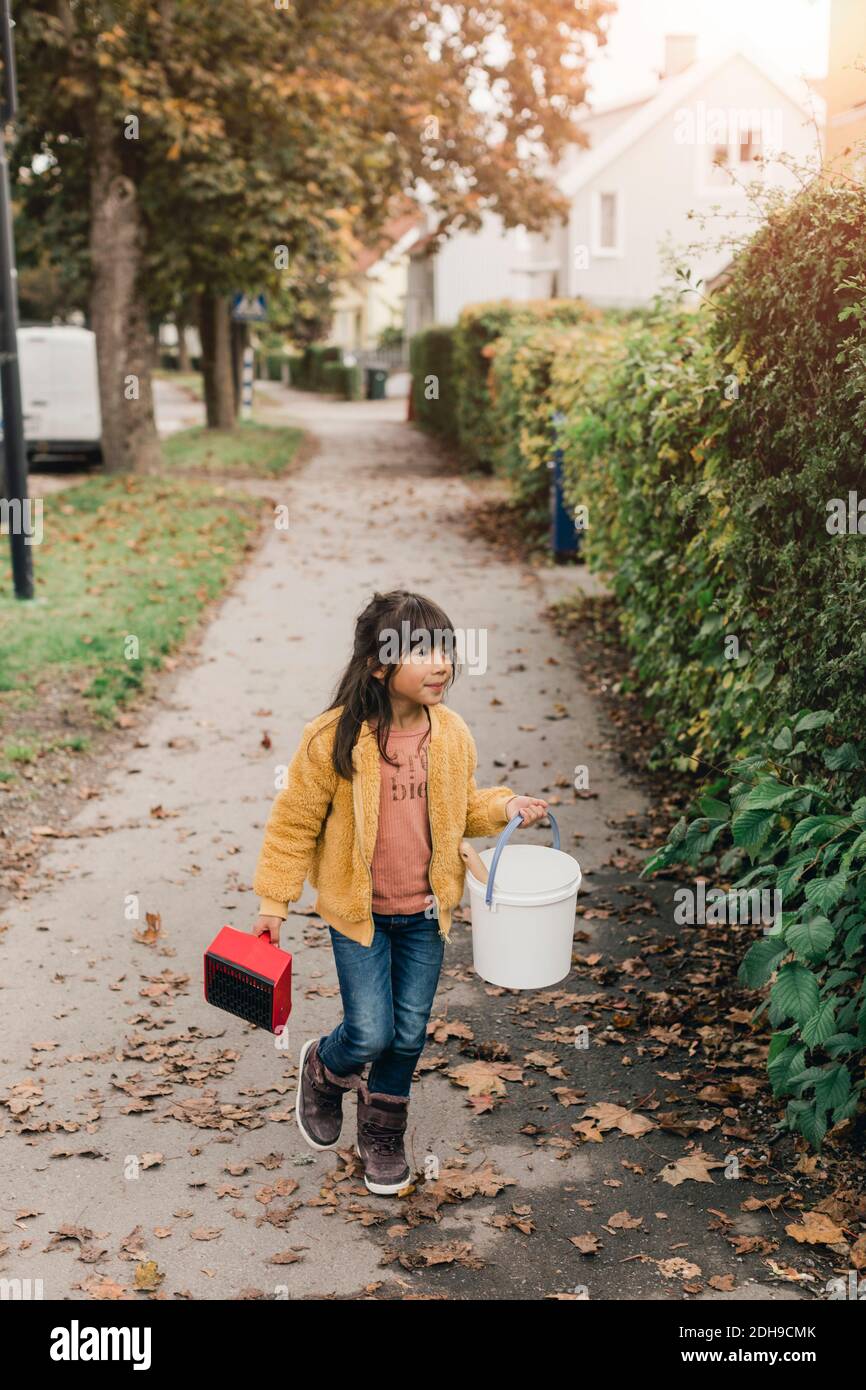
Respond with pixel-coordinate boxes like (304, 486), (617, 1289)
(452, 299), (596, 470)
(303, 344), (341, 389)
(645, 709), (866, 1151)
(407, 178), (866, 1148)
(286, 352), (306, 386)
(286, 346), (346, 392)
(409, 327), (458, 442)
(409, 184), (866, 770)
(487, 316), (625, 528)
(560, 177), (866, 768)
(259, 352), (287, 382)
(617, 176), (866, 1151)
(409, 300), (598, 467)
(321, 360), (362, 400)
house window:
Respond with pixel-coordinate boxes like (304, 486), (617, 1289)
(739, 128), (762, 164)
(599, 193), (618, 250)
(592, 190), (623, 256)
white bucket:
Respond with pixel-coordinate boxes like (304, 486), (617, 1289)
(465, 813), (581, 989)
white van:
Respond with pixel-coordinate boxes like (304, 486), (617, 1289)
(17, 324), (102, 464)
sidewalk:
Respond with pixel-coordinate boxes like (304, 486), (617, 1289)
(0, 388), (829, 1300)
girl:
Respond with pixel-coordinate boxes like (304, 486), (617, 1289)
(251, 591), (547, 1196)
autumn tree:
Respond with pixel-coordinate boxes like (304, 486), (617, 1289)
(14, 0), (613, 468)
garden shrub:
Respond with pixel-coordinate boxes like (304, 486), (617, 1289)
(488, 315), (626, 529)
(321, 360), (361, 399)
(560, 177), (866, 769)
(645, 707), (866, 1150)
(409, 326), (458, 443)
(407, 177), (866, 1146)
(286, 352), (306, 386)
(302, 343), (341, 389)
(452, 299), (596, 470)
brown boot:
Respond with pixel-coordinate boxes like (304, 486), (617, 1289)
(295, 1038), (364, 1151)
(355, 1084), (411, 1195)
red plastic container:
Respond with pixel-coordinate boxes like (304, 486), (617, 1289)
(204, 926), (292, 1034)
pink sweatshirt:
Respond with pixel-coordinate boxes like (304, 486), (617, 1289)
(370, 726), (432, 915)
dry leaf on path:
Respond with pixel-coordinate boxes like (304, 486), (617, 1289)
(569, 1233), (601, 1254)
(133, 1261), (164, 1292)
(659, 1153), (723, 1187)
(785, 1210), (847, 1246)
(581, 1102), (655, 1137)
(658, 1257), (702, 1281)
(606, 1210), (644, 1231)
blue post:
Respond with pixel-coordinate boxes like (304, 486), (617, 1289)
(548, 411), (580, 563)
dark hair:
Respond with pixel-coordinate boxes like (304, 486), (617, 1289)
(323, 590), (458, 780)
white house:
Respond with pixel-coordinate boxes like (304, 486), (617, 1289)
(330, 208), (425, 352)
(406, 36), (824, 325)
(405, 216), (549, 337)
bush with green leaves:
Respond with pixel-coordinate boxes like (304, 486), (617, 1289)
(409, 326), (458, 442)
(301, 344), (341, 390)
(409, 299), (596, 467)
(452, 298), (595, 470)
(320, 360), (362, 400)
(645, 708), (866, 1149)
(559, 176), (866, 768)
(286, 352), (306, 386)
(486, 316), (622, 527)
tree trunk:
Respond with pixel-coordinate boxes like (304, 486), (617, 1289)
(89, 115), (162, 474)
(176, 323), (191, 373)
(199, 289), (236, 429)
(176, 291), (198, 372)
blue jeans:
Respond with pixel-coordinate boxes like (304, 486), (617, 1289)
(317, 910), (445, 1098)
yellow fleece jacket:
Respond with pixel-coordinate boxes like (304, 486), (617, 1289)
(253, 703), (515, 947)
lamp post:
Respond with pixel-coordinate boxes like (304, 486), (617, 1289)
(0, 0), (33, 599)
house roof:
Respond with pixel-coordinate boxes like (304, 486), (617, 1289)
(559, 45), (825, 199)
(408, 228), (439, 258)
(353, 207), (426, 275)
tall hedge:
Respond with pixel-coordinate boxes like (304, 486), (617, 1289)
(409, 299), (598, 469)
(452, 299), (596, 470)
(572, 175), (866, 1152)
(561, 176), (866, 767)
(487, 316), (625, 528)
(710, 181), (866, 748)
(409, 327), (458, 443)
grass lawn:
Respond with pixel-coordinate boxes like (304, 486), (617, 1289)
(163, 421), (304, 478)
(0, 474), (262, 781)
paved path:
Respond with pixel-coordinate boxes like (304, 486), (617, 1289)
(153, 375), (205, 436)
(0, 389), (822, 1301)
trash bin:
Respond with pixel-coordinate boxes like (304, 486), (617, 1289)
(365, 367), (388, 400)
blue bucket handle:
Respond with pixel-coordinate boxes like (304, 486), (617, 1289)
(485, 811), (561, 908)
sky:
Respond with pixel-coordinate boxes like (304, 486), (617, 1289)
(585, 0), (832, 106)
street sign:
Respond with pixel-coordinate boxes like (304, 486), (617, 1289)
(231, 292), (267, 323)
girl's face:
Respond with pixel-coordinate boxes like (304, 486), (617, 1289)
(379, 642), (453, 708)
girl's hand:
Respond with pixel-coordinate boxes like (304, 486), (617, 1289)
(506, 795), (549, 827)
(251, 914), (283, 944)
